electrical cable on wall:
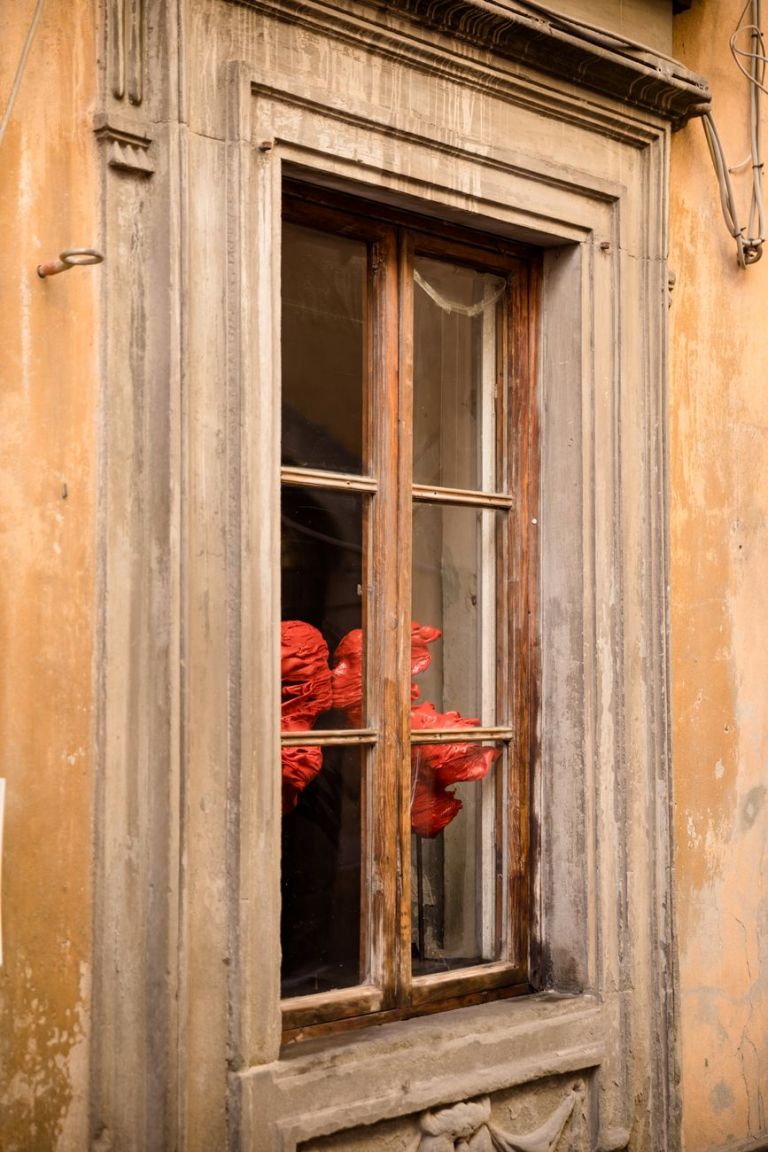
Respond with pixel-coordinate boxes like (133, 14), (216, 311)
(703, 0), (766, 267)
(0, 0), (45, 150)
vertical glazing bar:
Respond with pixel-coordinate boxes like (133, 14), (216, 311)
(496, 292), (512, 959)
(480, 295), (498, 958)
(359, 248), (374, 985)
(397, 233), (416, 1002)
(509, 264), (535, 970)
(370, 228), (402, 1005)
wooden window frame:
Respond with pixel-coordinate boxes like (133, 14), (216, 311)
(280, 183), (540, 1043)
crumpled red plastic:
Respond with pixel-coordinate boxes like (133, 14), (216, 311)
(409, 701), (501, 837)
(410, 774), (463, 838)
(280, 621), (333, 813)
(281, 745), (324, 814)
(281, 620), (333, 721)
(410, 622), (442, 675)
(330, 628), (365, 726)
(331, 623), (442, 725)
(280, 620), (498, 832)
(410, 701), (500, 786)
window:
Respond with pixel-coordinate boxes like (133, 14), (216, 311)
(279, 183), (538, 1039)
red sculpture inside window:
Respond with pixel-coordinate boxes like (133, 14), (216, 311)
(280, 620), (499, 832)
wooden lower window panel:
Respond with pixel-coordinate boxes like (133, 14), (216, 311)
(282, 985), (386, 1033)
(281, 965), (528, 1039)
(281, 982), (532, 1047)
(409, 961), (527, 1009)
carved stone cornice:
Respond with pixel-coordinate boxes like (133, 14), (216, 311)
(94, 113), (154, 176)
(231, 0), (709, 125)
(373, 0), (710, 125)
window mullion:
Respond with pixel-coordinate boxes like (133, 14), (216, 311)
(368, 227), (402, 1007)
(395, 231), (416, 1007)
(508, 265), (536, 974)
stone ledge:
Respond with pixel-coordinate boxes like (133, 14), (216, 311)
(237, 994), (606, 1150)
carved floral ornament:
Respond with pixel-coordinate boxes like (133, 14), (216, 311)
(410, 1090), (581, 1152)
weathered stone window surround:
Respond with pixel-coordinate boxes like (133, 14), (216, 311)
(93, 2), (709, 1148)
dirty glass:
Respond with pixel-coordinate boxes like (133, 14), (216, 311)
(411, 752), (502, 975)
(281, 485), (367, 730)
(282, 223), (366, 474)
(411, 502), (501, 723)
(281, 745), (364, 997)
(412, 255), (505, 493)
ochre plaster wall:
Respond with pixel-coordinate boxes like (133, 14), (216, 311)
(546, 0), (672, 54)
(0, 2), (99, 1148)
(671, 4), (768, 1148)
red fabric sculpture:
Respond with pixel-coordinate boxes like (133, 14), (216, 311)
(330, 628), (365, 726)
(280, 621), (333, 813)
(281, 620), (333, 717)
(330, 622), (442, 722)
(281, 745), (324, 815)
(410, 702), (500, 785)
(410, 775), (462, 838)
(282, 618), (498, 833)
(409, 701), (501, 837)
(410, 622), (442, 676)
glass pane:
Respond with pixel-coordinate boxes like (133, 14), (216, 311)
(281, 745), (364, 997)
(411, 749), (502, 974)
(281, 486), (367, 729)
(282, 222), (366, 474)
(413, 255), (505, 492)
(411, 503), (502, 723)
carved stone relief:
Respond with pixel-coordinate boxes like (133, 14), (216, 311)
(94, 116), (154, 175)
(415, 1090), (580, 1152)
(97, 0), (152, 176)
(299, 1081), (587, 1152)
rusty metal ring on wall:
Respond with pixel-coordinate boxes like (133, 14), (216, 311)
(37, 248), (104, 278)
(60, 248), (104, 267)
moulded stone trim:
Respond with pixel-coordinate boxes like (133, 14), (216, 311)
(366, 0), (709, 125)
(109, 0), (145, 104)
(224, 39), (676, 1148)
(228, 0), (710, 127)
(94, 116), (154, 175)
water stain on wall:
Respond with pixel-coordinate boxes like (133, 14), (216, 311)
(672, 4), (768, 1148)
(0, 2), (98, 1147)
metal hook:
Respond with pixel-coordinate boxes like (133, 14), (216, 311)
(37, 248), (104, 278)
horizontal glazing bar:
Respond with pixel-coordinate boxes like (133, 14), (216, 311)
(280, 729), (378, 747)
(281, 466), (377, 493)
(410, 727), (513, 744)
(412, 483), (513, 509)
